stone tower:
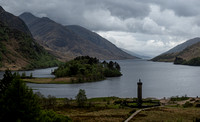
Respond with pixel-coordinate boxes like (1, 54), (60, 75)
(137, 79), (142, 107)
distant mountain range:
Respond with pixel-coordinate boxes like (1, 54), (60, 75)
(152, 37), (200, 62)
(19, 12), (137, 61)
(0, 6), (60, 70)
(121, 48), (150, 59)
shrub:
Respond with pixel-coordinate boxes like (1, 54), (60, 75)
(39, 110), (71, 122)
(195, 103), (200, 108)
(183, 102), (193, 108)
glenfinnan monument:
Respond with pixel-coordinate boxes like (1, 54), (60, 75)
(137, 79), (142, 107)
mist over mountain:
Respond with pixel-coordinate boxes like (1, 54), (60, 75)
(20, 12), (136, 61)
(120, 48), (151, 59)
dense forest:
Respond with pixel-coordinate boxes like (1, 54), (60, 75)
(53, 56), (122, 82)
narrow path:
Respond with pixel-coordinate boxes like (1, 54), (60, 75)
(124, 106), (162, 122)
(124, 109), (142, 122)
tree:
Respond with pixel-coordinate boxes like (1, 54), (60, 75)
(174, 57), (186, 64)
(108, 61), (114, 69)
(0, 69), (15, 95)
(76, 89), (87, 107)
(115, 62), (121, 71)
(0, 76), (41, 121)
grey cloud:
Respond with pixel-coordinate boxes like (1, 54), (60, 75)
(0, 0), (151, 30)
(139, 0), (200, 17)
(103, 0), (150, 19)
(1, 0), (200, 56)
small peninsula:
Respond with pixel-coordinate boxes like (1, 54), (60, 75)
(24, 56), (122, 84)
(53, 56), (122, 83)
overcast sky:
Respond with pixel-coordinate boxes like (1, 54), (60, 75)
(1, 0), (200, 57)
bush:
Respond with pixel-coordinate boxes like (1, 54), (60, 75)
(195, 103), (200, 108)
(174, 57), (186, 64)
(183, 102), (193, 108)
(187, 57), (200, 66)
(39, 110), (71, 122)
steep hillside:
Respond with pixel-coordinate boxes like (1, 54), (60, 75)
(66, 25), (137, 59)
(152, 37), (200, 62)
(177, 41), (200, 60)
(0, 6), (31, 36)
(0, 7), (60, 70)
(20, 13), (135, 61)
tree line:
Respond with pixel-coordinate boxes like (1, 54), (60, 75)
(174, 57), (200, 66)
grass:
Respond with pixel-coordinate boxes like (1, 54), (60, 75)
(131, 107), (200, 122)
(39, 96), (200, 121)
(43, 97), (134, 122)
(58, 108), (132, 122)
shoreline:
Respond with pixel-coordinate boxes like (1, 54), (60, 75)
(23, 77), (74, 84)
(23, 77), (106, 84)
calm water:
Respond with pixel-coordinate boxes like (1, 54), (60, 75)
(0, 60), (199, 99)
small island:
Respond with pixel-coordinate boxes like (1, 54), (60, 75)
(24, 56), (122, 84)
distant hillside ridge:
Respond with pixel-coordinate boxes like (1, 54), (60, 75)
(20, 12), (136, 61)
(152, 37), (200, 62)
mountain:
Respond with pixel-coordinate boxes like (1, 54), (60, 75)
(152, 37), (200, 62)
(19, 13), (136, 61)
(164, 37), (200, 54)
(0, 7), (60, 70)
(120, 48), (150, 59)
(66, 25), (138, 59)
(0, 6), (31, 36)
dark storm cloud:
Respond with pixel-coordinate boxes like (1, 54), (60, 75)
(102, 0), (150, 19)
(0, 0), (151, 30)
(139, 0), (200, 17)
(1, 0), (200, 56)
